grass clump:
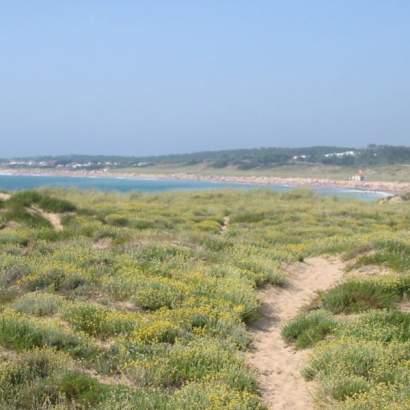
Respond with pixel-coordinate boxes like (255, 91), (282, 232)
(64, 303), (137, 338)
(133, 280), (187, 310)
(9, 191), (76, 213)
(0, 309), (97, 359)
(282, 310), (338, 348)
(125, 338), (256, 391)
(356, 240), (410, 272)
(55, 371), (109, 407)
(321, 279), (399, 314)
(13, 292), (63, 316)
(338, 310), (410, 343)
(303, 339), (410, 404)
(5, 206), (51, 228)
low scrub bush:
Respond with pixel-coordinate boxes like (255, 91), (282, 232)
(0, 309), (97, 359)
(133, 280), (186, 310)
(56, 371), (110, 407)
(304, 339), (410, 403)
(321, 280), (399, 314)
(64, 303), (137, 338)
(13, 292), (63, 316)
(338, 310), (410, 343)
(282, 310), (338, 348)
(5, 206), (51, 228)
(0, 348), (73, 408)
(195, 219), (221, 233)
(356, 240), (410, 272)
(21, 269), (88, 292)
(126, 338), (256, 390)
(9, 191), (76, 213)
(105, 213), (130, 227)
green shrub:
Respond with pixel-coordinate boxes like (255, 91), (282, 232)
(282, 310), (338, 348)
(0, 348), (73, 407)
(338, 310), (410, 343)
(56, 372), (109, 407)
(0, 309), (97, 359)
(321, 280), (398, 314)
(64, 303), (136, 338)
(22, 269), (87, 292)
(13, 292), (63, 316)
(5, 206), (51, 228)
(195, 220), (221, 233)
(0, 263), (31, 287)
(304, 339), (410, 401)
(9, 191), (76, 213)
(105, 214), (129, 227)
(171, 381), (264, 410)
(133, 281), (185, 310)
(356, 240), (410, 272)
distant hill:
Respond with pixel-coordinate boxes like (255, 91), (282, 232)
(2, 145), (410, 170)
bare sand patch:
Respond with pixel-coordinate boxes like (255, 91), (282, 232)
(29, 206), (64, 231)
(0, 193), (11, 201)
(247, 257), (345, 410)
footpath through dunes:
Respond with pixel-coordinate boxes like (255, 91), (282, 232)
(0, 193), (11, 201)
(29, 205), (64, 231)
(247, 257), (345, 410)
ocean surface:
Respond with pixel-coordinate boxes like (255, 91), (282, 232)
(0, 174), (389, 201)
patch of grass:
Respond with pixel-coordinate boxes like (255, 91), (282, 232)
(338, 310), (410, 343)
(9, 191), (76, 213)
(56, 371), (109, 407)
(13, 292), (63, 316)
(64, 303), (137, 338)
(356, 240), (410, 272)
(21, 269), (89, 292)
(133, 280), (186, 310)
(5, 206), (51, 228)
(321, 280), (399, 314)
(0, 309), (97, 359)
(303, 339), (410, 403)
(282, 310), (338, 349)
(126, 338), (257, 391)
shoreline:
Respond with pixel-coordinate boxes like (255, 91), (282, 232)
(0, 167), (407, 196)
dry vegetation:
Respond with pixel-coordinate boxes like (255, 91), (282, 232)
(0, 189), (409, 409)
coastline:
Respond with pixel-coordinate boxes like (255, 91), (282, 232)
(0, 167), (407, 196)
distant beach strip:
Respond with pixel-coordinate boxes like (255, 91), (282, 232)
(0, 170), (394, 201)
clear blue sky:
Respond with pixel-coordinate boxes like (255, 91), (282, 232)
(1, 1), (409, 157)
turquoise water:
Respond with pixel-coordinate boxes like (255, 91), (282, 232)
(0, 174), (388, 201)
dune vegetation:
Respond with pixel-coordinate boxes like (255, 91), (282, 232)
(0, 189), (409, 409)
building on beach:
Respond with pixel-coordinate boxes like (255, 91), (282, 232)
(352, 169), (366, 182)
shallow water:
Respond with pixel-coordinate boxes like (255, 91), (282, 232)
(0, 174), (388, 201)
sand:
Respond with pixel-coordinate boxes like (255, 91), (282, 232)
(247, 257), (345, 410)
(0, 193), (11, 201)
(30, 206), (64, 231)
(221, 216), (230, 234)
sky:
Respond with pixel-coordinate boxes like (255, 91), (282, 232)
(1, 1), (410, 157)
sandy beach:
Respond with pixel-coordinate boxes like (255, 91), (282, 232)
(1, 167), (408, 195)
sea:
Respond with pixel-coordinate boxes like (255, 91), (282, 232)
(0, 174), (390, 202)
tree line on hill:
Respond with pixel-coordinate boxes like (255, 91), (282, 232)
(2, 145), (410, 170)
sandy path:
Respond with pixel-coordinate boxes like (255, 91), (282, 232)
(247, 257), (345, 410)
(0, 193), (11, 201)
(30, 206), (64, 231)
(221, 216), (230, 234)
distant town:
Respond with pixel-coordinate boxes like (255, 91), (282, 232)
(1, 145), (410, 172)
(0, 158), (153, 171)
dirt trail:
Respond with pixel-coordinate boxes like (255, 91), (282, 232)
(247, 257), (345, 410)
(0, 193), (11, 201)
(221, 216), (230, 234)
(30, 206), (64, 231)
